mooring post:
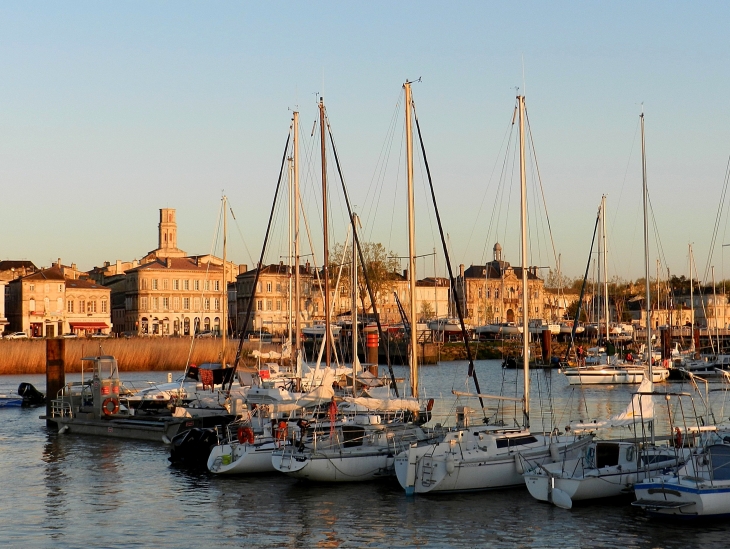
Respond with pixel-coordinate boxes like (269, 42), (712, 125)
(46, 338), (65, 427)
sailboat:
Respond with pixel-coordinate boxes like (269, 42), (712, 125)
(562, 196), (668, 385)
(272, 89), (436, 482)
(394, 93), (592, 495)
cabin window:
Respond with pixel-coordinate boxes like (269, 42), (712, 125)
(710, 445), (730, 481)
(595, 443), (620, 468)
(341, 426), (366, 448)
(495, 435), (538, 448)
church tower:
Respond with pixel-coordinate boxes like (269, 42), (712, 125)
(159, 208), (178, 252)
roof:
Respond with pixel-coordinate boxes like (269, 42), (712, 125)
(237, 264), (312, 277)
(416, 277), (450, 287)
(65, 278), (108, 291)
(125, 257), (224, 274)
(17, 266), (66, 282)
(0, 260), (37, 271)
(462, 262), (541, 281)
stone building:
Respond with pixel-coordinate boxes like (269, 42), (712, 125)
(454, 243), (545, 326)
(0, 260), (38, 282)
(0, 281), (8, 334)
(5, 264), (111, 337)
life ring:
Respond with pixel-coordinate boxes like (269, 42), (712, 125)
(102, 398), (119, 416)
(674, 427), (683, 448)
(237, 426), (255, 445)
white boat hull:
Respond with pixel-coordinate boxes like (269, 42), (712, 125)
(394, 430), (592, 494)
(564, 367), (669, 385)
(634, 479), (730, 518)
(208, 439), (280, 474)
(271, 448), (395, 481)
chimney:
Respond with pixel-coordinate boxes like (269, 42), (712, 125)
(403, 269), (408, 280)
(55, 258), (61, 267)
(166, 258), (172, 268)
(116, 259), (122, 274)
(459, 264), (465, 278)
(71, 263), (77, 271)
(239, 264), (247, 275)
(305, 260), (311, 273)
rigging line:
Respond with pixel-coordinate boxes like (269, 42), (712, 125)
(327, 118), (400, 397)
(385, 122), (406, 255)
(703, 155), (730, 284)
(228, 131), (291, 391)
(609, 117), (641, 236)
(525, 109), (559, 270)
(463, 113), (515, 266)
(228, 204), (256, 267)
(412, 101), (487, 418)
(564, 204), (601, 363)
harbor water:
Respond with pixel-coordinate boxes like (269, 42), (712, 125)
(2, 360), (730, 548)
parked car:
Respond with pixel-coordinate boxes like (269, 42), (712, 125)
(5, 332), (28, 340)
(62, 333), (78, 339)
(196, 330), (215, 338)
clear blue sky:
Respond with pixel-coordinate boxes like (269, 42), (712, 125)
(2, 2), (730, 283)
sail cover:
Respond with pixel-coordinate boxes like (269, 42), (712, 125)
(570, 376), (654, 432)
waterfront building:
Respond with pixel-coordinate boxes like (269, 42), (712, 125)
(5, 263), (111, 337)
(0, 281), (8, 334)
(0, 260), (38, 282)
(454, 243), (545, 326)
(235, 262), (314, 335)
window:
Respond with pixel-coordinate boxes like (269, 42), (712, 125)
(257, 282), (262, 293)
(314, 303), (319, 313)
(173, 297), (180, 310)
(535, 307), (539, 313)
(204, 298), (210, 311)
(214, 298), (220, 311)
(257, 300), (263, 311)
(58, 284), (63, 292)
(184, 280), (189, 290)
(57, 297), (63, 311)
(29, 284), (35, 291)
(194, 297), (201, 310)
(67, 300), (74, 313)
(194, 280), (200, 291)
(214, 281), (220, 291)
(152, 279), (158, 290)
(276, 283), (282, 293)
(141, 279), (148, 290)
(204, 280), (210, 291)
(88, 300), (96, 313)
(495, 290), (500, 299)
(276, 300), (282, 311)
(152, 297), (159, 310)
(163, 297), (169, 310)
(183, 297), (190, 310)
(163, 279), (168, 290)
(266, 282), (272, 292)
(140, 297), (148, 311)
(79, 300), (86, 313)
(266, 300), (273, 311)
(101, 300), (108, 313)
(173, 279), (179, 290)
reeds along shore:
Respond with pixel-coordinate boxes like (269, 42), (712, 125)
(0, 338), (253, 375)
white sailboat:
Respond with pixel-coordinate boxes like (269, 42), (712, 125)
(394, 93), (592, 495)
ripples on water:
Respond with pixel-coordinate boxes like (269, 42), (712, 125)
(2, 362), (730, 548)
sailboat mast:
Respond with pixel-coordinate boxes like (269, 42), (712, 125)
(287, 155), (294, 353)
(293, 111), (301, 370)
(222, 195), (227, 366)
(320, 98), (332, 369)
(404, 81), (419, 399)
(518, 94), (529, 427)
(689, 244), (694, 350)
(641, 112), (654, 387)
(352, 212), (359, 385)
(601, 195), (609, 350)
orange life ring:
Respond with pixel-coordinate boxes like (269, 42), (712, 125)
(237, 426), (255, 445)
(102, 397), (119, 416)
(674, 427), (683, 448)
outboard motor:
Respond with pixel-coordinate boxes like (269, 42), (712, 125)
(18, 383), (45, 407)
(168, 427), (219, 469)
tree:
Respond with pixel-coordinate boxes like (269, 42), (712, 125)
(566, 299), (588, 322)
(420, 302), (435, 320)
(330, 241), (401, 314)
(545, 268), (576, 290)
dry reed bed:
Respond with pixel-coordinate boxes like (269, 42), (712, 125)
(0, 339), (255, 375)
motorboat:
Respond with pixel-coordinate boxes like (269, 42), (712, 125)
(563, 364), (669, 385)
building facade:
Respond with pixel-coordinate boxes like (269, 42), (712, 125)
(5, 264), (112, 337)
(454, 243), (545, 326)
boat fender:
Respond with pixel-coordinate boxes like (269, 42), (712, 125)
(238, 426), (255, 445)
(626, 446), (635, 462)
(515, 453), (524, 474)
(445, 453), (455, 474)
(549, 442), (560, 462)
(674, 427), (683, 448)
(102, 397), (119, 416)
(585, 445), (595, 467)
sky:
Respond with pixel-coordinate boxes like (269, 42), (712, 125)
(2, 2), (730, 283)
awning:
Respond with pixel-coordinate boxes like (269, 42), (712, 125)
(69, 322), (109, 329)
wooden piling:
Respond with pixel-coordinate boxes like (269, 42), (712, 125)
(45, 338), (65, 427)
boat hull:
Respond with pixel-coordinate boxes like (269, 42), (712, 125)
(272, 448), (394, 482)
(208, 440), (279, 474)
(564, 367), (668, 385)
(634, 480), (730, 518)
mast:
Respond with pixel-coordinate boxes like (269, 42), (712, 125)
(293, 111), (302, 376)
(601, 195), (609, 355)
(222, 195), (227, 366)
(352, 212), (359, 386)
(404, 81), (419, 399)
(689, 244), (695, 351)
(320, 98), (332, 369)
(518, 94), (530, 427)
(640, 111), (654, 446)
(287, 155), (294, 356)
